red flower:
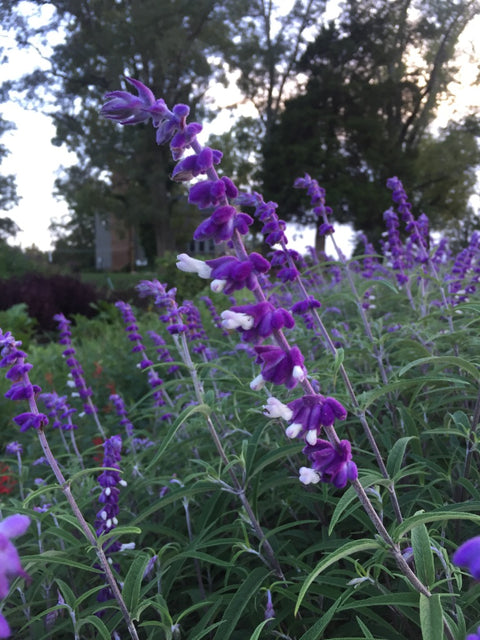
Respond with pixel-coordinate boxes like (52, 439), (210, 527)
(0, 463), (16, 495)
(92, 437), (105, 464)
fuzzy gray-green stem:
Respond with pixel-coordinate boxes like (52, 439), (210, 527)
(36, 427), (139, 640)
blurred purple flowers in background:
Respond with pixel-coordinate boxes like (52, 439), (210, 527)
(0, 514), (30, 638)
(95, 435), (124, 553)
(453, 536), (480, 580)
(466, 627), (480, 640)
(0, 330), (48, 432)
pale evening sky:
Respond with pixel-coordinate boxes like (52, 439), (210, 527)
(0, 2), (479, 257)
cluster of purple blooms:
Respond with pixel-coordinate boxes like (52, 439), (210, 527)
(94, 434), (125, 552)
(54, 313), (97, 416)
(445, 231), (480, 303)
(114, 301), (167, 409)
(0, 329), (48, 432)
(39, 391), (78, 431)
(293, 174), (335, 237)
(101, 77), (358, 489)
(110, 393), (134, 437)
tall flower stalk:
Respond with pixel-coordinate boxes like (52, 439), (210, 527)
(133, 279), (285, 578)
(100, 78), (437, 605)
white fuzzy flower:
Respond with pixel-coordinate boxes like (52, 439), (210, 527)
(211, 278), (227, 293)
(292, 365), (306, 382)
(176, 253), (212, 279)
(263, 397), (293, 421)
(250, 374), (266, 391)
(221, 310), (254, 330)
(285, 423), (303, 439)
(299, 467), (321, 485)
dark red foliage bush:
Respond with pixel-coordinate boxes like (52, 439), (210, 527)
(0, 273), (99, 332)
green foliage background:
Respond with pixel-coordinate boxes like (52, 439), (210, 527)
(1, 250), (480, 639)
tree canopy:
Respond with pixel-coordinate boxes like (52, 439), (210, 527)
(262, 0), (480, 248)
(0, 0), (330, 264)
(0, 0), (258, 264)
(0, 116), (20, 240)
(1, 0), (479, 261)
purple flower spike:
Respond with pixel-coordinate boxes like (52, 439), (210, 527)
(252, 345), (306, 390)
(222, 301), (295, 343)
(13, 412), (48, 432)
(172, 147), (222, 182)
(261, 214), (288, 246)
(101, 77), (159, 125)
(5, 442), (22, 455)
(206, 253), (270, 295)
(193, 205), (238, 243)
(291, 297), (321, 314)
(285, 394), (347, 445)
(170, 122), (203, 160)
(0, 329), (48, 436)
(302, 439), (358, 488)
(95, 435), (125, 553)
(110, 394), (135, 437)
(453, 536), (480, 580)
(264, 589), (275, 620)
(188, 177), (238, 209)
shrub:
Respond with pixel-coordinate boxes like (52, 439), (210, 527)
(0, 273), (99, 333)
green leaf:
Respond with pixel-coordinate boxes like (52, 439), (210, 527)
(249, 442), (303, 479)
(25, 551), (100, 573)
(97, 525), (142, 545)
(333, 347), (344, 383)
(329, 473), (386, 535)
(386, 436), (416, 476)
(145, 403), (212, 472)
(419, 593), (443, 640)
(67, 466), (117, 485)
(393, 508), (480, 540)
(121, 553), (151, 619)
(212, 567), (268, 640)
(398, 355), (480, 383)
(23, 483), (62, 506)
(295, 539), (382, 615)
(298, 593), (349, 640)
(77, 614), (112, 640)
(337, 593), (419, 611)
(133, 481), (214, 525)
(173, 550), (235, 568)
(411, 522), (435, 587)
(54, 578), (77, 610)
(175, 600), (215, 624)
(356, 616), (375, 639)
(191, 622), (225, 640)
(75, 584), (111, 608)
(249, 618), (274, 640)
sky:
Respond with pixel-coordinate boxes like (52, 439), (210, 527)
(0, 2), (479, 258)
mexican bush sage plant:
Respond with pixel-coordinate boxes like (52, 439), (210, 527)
(0, 74), (480, 639)
(101, 75), (455, 628)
